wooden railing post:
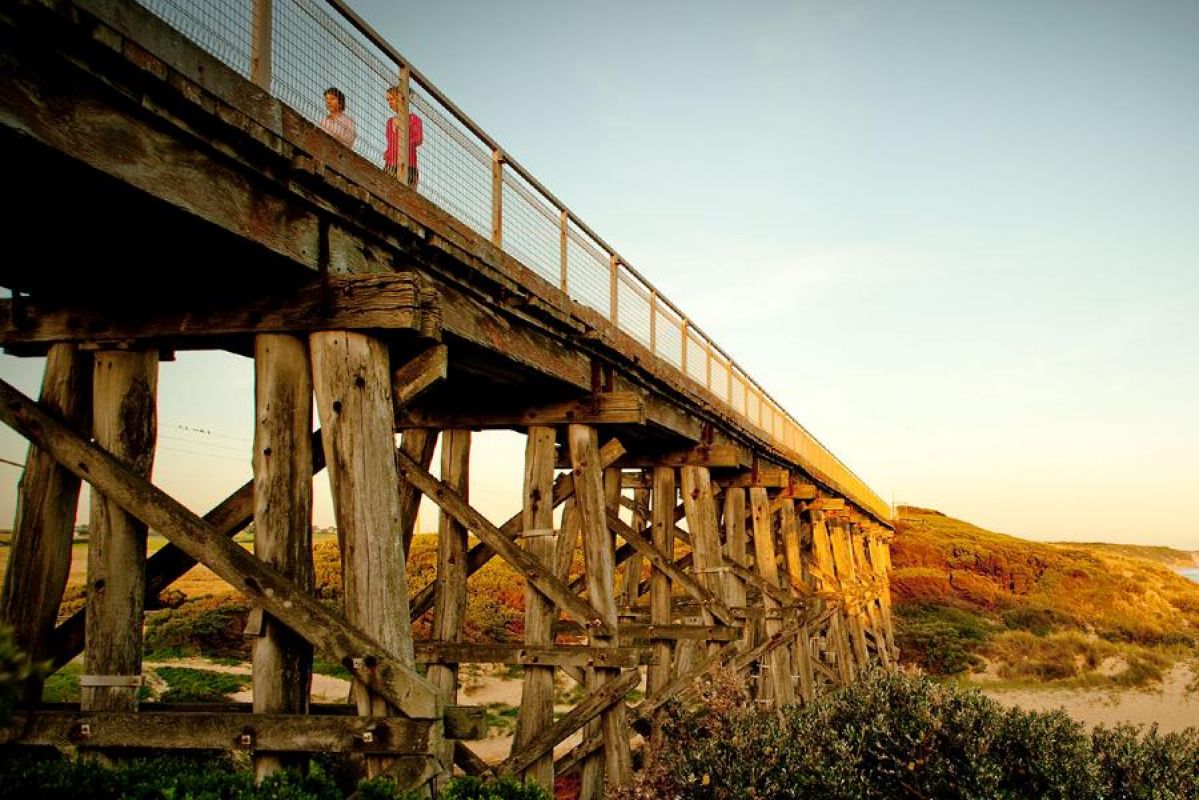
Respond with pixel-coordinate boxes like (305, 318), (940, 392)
(396, 65), (411, 186)
(491, 149), (504, 246)
(609, 255), (619, 326)
(250, 0), (272, 90)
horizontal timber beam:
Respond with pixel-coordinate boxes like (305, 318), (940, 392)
(396, 392), (644, 429)
(0, 275), (439, 352)
(0, 710), (441, 754)
(560, 443), (751, 470)
(552, 622), (742, 642)
(414, 643), (654, 668)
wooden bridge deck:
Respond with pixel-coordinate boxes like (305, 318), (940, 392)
(0, 0), (898, 794)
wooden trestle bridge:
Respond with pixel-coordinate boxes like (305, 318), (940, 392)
(0, 0), (897, 794)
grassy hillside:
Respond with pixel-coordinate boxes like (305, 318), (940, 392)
(891, 506), (1199, 687)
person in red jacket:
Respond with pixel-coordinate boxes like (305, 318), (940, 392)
(384, 85), (424, 189)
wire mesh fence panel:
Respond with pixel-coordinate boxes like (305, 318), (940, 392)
(617, 272), (652, 349)
(409, 88), (493, 239)
(729, 371), (746, 418)
(684, 330), (707, 385)
(501, 169), (561, 285)
(655, 309), (684, 371)
(710, 358), (730, 404)
(138, 0), (253, 79)
(565, 225), (611, 316)
(273, 0), (399, 164)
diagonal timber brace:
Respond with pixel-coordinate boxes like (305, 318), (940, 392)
(393, 448), (614, 637)
(408, 438), (625, 620)
(0, 377), (441, 720)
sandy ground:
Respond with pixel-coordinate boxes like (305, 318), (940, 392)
(979, 663), (1199, 733)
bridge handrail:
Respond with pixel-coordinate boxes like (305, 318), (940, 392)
(135, 0), (891, 522)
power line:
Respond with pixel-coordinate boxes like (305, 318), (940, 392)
(0, 456), (24, 468)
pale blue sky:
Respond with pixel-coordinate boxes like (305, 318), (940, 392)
(1, 0), (1196, 547)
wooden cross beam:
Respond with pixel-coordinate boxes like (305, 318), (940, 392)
(605, 511), (738, 627)
(498, 667), (641, 777)
(0, 377), (441, 720)
(712, 466), (791, 488)
(47, 430), (326, 670)
(397, 392), (645, 429)
(575, 443), (751, 470)
(407, 439), (625, 620)
(0, 709), (443, 754)
(0, 275), (440, 353)
(393, 448), (614, 637)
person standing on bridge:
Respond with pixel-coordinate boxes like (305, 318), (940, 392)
(384, 84), (424, 189)
(321, 87), (356, 148)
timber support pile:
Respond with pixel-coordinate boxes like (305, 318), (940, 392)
(0, 0), (897, 794)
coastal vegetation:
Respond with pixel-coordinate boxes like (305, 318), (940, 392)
(891, 506), (1199, 687)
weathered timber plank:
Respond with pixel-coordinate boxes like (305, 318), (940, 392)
(414, 643), (652, 668)
(569, 426), (631, 794)
(724, 488), (750, 646)
(560, 443), (749, 470)
(605, 511), (737, 627)
(408, 439), (624, 620)
(647, 466), (676, 738)
(430, 429), (470, 783)
(0, 377), (440, 720)
(397, 428), (438, 558)
(499, 668), (641, 777)
(713, 467), (790, 489)
(750, 488), (795, 707)
(681, 466), (728, 646)
(49, 430), (325, 671)
(779, 499), (815, 703)
(394, 447), (612, 637)
(0, 344), (90, 701)
(251, 333), (314, 780)
(398, 392), (644, 429)
(0, 275), (437, 348)
(0, 710), (437, 754)
(312, 329), (421, 781)
(553, 622), (741, 642)
(516, 425), (557, 790)
(392, 344), (448, 413)
(84, 349), (157, 712)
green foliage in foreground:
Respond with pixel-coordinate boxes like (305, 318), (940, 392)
(0, 753), (550, 800)
(618, 669), (1199, 800)
(0, 624), (48, 723)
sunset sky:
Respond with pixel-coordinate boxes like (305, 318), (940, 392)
(1, 0), (1196, 548)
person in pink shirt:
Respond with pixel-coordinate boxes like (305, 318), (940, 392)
(384, 85), (424, 189)
(320, 87), (356, 148)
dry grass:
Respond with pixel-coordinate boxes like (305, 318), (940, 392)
(892, 506), (1199, 687)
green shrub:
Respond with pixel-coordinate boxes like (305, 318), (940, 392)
(437, 776), (548, 800)
(619, 669), (1198, 800)
(144, 596), (251, 661)
(894, 603), (995, 675)
(0, 624), (47, 721)
(153, 666), (249, 703)
(1092, 724), (1199, 800)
